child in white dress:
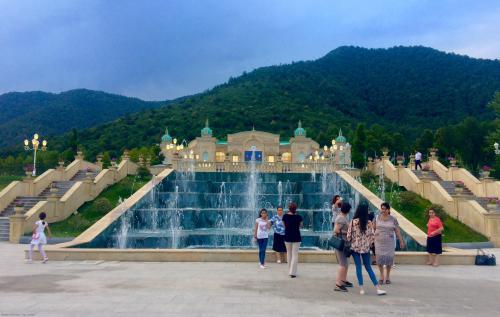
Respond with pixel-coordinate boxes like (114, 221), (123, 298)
(27, 212), (52, 263)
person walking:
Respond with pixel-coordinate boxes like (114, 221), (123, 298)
(254, 208), (271, 269)
(374, 202), (405, 284)
(270, 206), (287, 263)
(283, 202), (302, 278)
(415, 151), (423, 170)
(333, 202), (353, 292)
(426, 209), (444, 266)
(26, 212), (52, 263)
(347, 203), (386, 295)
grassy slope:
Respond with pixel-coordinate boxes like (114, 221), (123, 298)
(362, 177), (488, 243)
(50, 175), (151, 237)
(0, 175), (22, 191)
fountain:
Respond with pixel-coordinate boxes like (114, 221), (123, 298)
(80, 167), (423, 251)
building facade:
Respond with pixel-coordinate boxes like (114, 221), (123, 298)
(160, 120), (351, 170)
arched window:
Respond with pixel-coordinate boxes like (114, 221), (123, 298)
(202, 151), (209, 162)
(282, 152), (292, 163)
(299, 152), (305, 163)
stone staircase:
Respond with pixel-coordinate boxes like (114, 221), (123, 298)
(0, 217), (9, 241)
(413, 170), (494, 209)
(0, 169), (98, 217)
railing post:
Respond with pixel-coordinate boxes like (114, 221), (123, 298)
(9, 206), (26, 243)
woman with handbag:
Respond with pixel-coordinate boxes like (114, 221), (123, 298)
(426, 209), (443, 267)
(347, 203), (386, 295)
(26, 212), (52, 263)
(333, 202), (353, 292)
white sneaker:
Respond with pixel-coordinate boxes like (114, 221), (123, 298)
(359, 288), (365, 295)
(25, 259), (33, 264)
(42, 257), (48, 264)
(259, 264), (267, 269)
(377, 289), (387, 296)
(277, 259), (281, 263)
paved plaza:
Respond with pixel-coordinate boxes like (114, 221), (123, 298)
(0, 243), (499, 317)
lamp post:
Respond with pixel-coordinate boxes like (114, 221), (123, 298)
(24, 133), (47, 177)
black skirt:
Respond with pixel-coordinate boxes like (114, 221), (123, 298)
(426, 234), (442, 254)
(272, 233), (287, 252)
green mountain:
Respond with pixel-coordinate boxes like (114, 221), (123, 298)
(52, 46), (499, 159)
(0, 89), (164, 148)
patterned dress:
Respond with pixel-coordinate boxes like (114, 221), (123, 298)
(347, 219), (374, 254)
(374, 215), (399, 266)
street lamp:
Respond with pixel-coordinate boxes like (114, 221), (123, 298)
(24, 133), (47, 176)
(494, 142), (500, 155)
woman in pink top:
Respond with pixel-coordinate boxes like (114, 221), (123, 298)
(426, 209), (444, 266)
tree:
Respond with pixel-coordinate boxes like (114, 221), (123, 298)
(352, 124), (367, 167)
(414, 129), (435, 154)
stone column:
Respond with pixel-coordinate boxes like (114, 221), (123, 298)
(23, 172), (35, 196)
(96, 155), (103, 171)
(367, 157), (374, 173)
(84, 172), (94, 199)
(408, 154), (415, 170)
(9, 206), (26, 243)
(47, 186), (59, 219)
(75, 150), (84, 160)
(452, 194), (467, 220)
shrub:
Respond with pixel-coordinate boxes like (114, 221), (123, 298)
(398, 191), (420, 206)
(360, 170), (376, 184)
(425, 203), (447, 221)
(137, 166), (151, 180)
(94, 197), (113, 214)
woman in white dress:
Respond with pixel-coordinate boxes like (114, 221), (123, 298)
(27, 212), (52, 263)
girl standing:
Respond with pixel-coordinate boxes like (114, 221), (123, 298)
(374, 202), (405, 284)
(347, 204), (386, 295)
(426, 209), (444, 266)
(270, 206), (287, 263)
(254, 208), (271, 269)
(27, 212), (52, 263)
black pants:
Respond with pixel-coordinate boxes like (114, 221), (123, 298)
(415, 160), (422, 170)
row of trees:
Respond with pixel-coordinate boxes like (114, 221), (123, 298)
(350, 92), (500, 178)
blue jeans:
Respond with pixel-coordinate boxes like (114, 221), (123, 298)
(352, 252), (378, 286)
(257, 238), (268, 265)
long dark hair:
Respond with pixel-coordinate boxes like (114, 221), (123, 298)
(340, 202), (351, 214)
(353, 203), (369, 233)
(288, 202), (297, 214)
(331, 195), (341, 206)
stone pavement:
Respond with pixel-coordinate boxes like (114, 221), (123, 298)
(0, 243), (499, 317)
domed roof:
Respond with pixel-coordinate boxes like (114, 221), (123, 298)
(335, 129), (347, 143)
(201, 119), (212, 137)
(294, 120), (306, 137)
(161, 128), (172, 142)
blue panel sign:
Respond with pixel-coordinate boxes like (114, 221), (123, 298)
(244, 151), (262, 162)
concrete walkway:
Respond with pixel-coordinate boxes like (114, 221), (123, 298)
(1, 243), (499, 317)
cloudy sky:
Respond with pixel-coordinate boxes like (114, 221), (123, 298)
(1, 0), (499, 100)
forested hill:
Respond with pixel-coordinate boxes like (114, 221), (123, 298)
(0, 89), (164, 148)
(57, 46), (500, 158)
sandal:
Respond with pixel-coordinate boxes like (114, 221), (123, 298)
(378, 279), (384, 285)
(385, 280), (391, 285)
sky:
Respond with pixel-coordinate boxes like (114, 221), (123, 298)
(1, 0), (499, 100)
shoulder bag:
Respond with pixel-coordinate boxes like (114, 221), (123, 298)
(475, 249), (496, 266)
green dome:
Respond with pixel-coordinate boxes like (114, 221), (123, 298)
(294, 121), (306, 137)
(161, 128), (172, 142)
(335, 129), (347, 143)
(201, 119), (212, 137)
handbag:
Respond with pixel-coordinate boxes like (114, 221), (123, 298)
(32, 233), (40, 240)
(475, 249), (496, 266)
(342, 220), (354, 257)
(328, 235), (345, 250)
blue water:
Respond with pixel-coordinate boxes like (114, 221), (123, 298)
(74, 171), (423, 250)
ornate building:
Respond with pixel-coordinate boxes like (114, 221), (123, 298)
(160, 120), (351, 170)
